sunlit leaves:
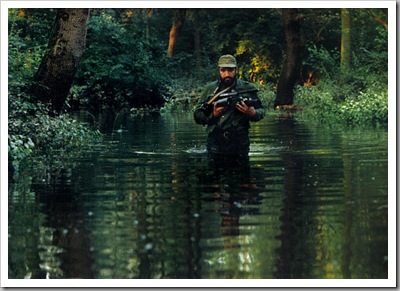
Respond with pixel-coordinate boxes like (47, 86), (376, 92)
(294, 81), (388, 126)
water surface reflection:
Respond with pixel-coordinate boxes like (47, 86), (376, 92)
(8, 112), (388, 280)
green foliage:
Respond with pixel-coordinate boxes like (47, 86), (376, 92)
(338, 86), (388, 125)
(8, 9), (56, 47)
(8, 135), (35, 172)
(257, 83), (277, 110)
(7, 9), (54, 104)
(161, 77), (203, 112)
(203, 8), (284, 83)
(8, 93), (102, 173)
(351, 10), (388, 73)
(8, 14), (103, 175)
(352, 25), (388, 76)
(297, 9), (388, 128)
(305, 44), (340, 79)
(294, 81), (388, 127)
(8, 28), (47, 95)
(71, 9), (169, 111)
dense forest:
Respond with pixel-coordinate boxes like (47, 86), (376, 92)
(8, 8), (388, 170)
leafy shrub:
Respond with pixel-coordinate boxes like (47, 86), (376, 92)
(71, 9), (168, 111)
(257, 83), (277, 110)
(305, 44), (340, 80)
(9, 95), (102, 172)
(8, 26), (102, 175)
(337, 85), (388, 125)
(294, 80), (388, 127)
(162, 77), (203, 112)
(8, 134), (35, 173)
(352, 25), (388, 76)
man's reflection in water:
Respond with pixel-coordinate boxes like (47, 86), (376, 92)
(205, 154), (261, 248)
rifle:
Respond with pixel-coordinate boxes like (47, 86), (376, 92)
(208, 88), (260, 108)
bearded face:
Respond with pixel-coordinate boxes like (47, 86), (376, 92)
(219, 67), (237, 86)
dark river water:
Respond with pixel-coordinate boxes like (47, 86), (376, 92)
(8, 112), (389, 282)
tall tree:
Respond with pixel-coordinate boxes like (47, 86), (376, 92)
(167, 9), (186, 57)
(31, 8), (91, 114)
(145, 8), (154, 44)
(193, 9), (201, 75)
(274, 8), (303, 108)
(340, 8), (351, 73)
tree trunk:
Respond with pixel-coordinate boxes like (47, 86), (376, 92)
(31, 8), (91, 114)
(167, 9), (186, 57)
(145, 9), (154, 44)
(274, 8), (302, 108)
(340, 8), (351, 73)
(193, 9), (201, 75)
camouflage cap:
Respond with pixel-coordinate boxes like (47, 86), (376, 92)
(218, 54), (237, 68)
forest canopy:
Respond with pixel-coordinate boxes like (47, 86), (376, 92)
(8, 7), (388, 114)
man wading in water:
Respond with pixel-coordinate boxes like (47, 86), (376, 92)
(194, 55), (263, 231)
(194, 54), (265, 160)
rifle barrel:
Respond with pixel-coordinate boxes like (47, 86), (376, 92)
(217, 88), (259, 98)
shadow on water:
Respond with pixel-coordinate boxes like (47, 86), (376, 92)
(270, 116), (316, 278)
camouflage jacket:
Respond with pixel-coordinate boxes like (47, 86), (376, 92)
(194, 79), (265, 134)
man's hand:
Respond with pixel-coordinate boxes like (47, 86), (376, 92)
(213, 102), (227, 117)
(236, 101), (256, 117)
